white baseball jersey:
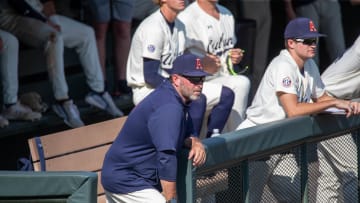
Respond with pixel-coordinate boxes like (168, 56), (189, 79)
(178, 2), (250, 132)
(321, 35), (360, 99)
(178, 2), (236, 77)
(126, 9), (187, 88)
(246, 49), (325, 125)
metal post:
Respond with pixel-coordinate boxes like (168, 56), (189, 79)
(357, 129), (360, 201)
(243, 160), (249, 203)
(301, 144), (309, 203)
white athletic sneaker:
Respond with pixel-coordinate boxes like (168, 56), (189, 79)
(52, 100), (84, 128)
(2, 102), (42, 121)
(85, 92), (124, 117)
(0, 114), (9, 128)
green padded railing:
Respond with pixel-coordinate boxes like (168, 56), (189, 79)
(177, 114), (360, 202)
(0, 171), (98, 203)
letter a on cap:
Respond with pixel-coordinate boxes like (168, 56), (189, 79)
(309, 20), (317, 32)
(196, 58), (202, 70)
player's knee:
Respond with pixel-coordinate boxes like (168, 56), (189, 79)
(3, 34), (19, 52)
(232, 76), (251, 95)
(113, 20), (132, 38)
(239, 75), (251, 89)
(220, 86), (235, 107)
(83, 25), (96, 39)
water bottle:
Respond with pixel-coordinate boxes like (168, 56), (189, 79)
(211, 129), (220, 137)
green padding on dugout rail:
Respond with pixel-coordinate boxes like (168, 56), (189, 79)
(177, 114), (360, 202)
(198, 114), (360, 171)
(0, 171), (98, 203)
(200, 116), (313, 170)
(311, 114), (360, 137)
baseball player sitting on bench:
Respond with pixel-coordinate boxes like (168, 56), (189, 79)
(1, 0), (124, 128)
(237, 17), (360, 202)
(126, 0), (234, 138)
(178, 0), (251, 135)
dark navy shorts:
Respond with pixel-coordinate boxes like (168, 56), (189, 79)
(88, 0), (134, 22)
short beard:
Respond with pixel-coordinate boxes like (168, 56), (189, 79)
(189, 94), (200, 101)
(179, 80), (201, 101)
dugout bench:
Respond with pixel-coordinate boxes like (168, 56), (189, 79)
(27, 116), (127, 203)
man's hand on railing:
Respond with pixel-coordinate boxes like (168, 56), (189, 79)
(348, 101), (360, 116)
(186, 136), (206, 167)
(334, 99), (360, 117)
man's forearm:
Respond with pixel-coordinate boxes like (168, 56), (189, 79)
(160, 179), (176, 200)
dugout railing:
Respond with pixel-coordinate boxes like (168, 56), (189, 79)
(177, 113), (360, 203)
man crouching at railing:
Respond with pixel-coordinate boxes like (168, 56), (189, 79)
(237, 17), (360, 202)
(101, 54), (207, 203)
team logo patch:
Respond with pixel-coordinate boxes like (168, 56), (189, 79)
(282, 77), (292, 87)
(309, 20), (317, 32)
(195, 58), (203, 70)
(147, 45), (156, 53)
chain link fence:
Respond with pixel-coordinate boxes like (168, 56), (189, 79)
(180, 117), (360, 203)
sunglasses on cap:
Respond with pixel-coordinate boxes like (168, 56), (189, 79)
(294, 38), (318, 46)
(182, 75), (205, 85)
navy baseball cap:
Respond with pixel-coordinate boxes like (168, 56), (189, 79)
(171, 54), (211, 77)
(284, 17), (326, 39)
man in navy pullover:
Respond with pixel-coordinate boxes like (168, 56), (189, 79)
(102, 54), (207, 203)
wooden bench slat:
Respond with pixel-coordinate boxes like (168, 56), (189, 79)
(28, 117), (126, 161)
(28, 117), (128, 201)
(33, 145), (110, 171)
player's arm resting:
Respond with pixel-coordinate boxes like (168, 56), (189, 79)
(143, 58), (166, 88)
(158, 150), (177, 201)
(9, 0), (47, 22)
(278, 91), (355, 117)
(316, 92), (360, 116)
(184, 136), (206, 167)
